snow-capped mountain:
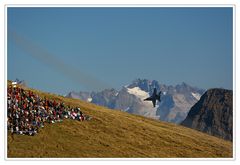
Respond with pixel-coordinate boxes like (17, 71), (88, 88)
(66, 79), (205, 123)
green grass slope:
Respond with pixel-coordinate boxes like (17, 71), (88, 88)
(7, 84), (233, 158)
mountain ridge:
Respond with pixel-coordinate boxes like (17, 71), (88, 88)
(66, 78), (205, 123)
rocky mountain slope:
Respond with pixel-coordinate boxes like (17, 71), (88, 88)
(181, 88), (233, 141)
(66, 79), (205, 123)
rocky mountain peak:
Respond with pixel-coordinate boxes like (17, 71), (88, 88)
(66, 78), (205, 123)
(181, 88), (233, 141)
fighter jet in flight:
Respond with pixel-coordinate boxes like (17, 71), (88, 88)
(144, 88), (161, 107)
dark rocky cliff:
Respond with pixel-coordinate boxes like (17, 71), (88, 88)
(181, 88), (233, 141)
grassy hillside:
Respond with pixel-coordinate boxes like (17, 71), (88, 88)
(7, 83), (233, 158)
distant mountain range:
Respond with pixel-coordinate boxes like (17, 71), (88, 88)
(11, 78), (233, 141)
(181, 88), (233, 141)
(66, 78), (205, 123)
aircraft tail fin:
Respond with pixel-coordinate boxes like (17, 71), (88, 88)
(156, 91), (161, 101)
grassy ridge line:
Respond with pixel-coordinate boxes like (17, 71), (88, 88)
(7, 82), (232, 158)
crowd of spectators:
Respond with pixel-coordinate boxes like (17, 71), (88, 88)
(7, 84), (91, 136)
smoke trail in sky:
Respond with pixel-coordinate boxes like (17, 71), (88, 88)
(9, 30), (111, 91)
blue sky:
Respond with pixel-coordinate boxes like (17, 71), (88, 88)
(7, 7), (233, 94)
